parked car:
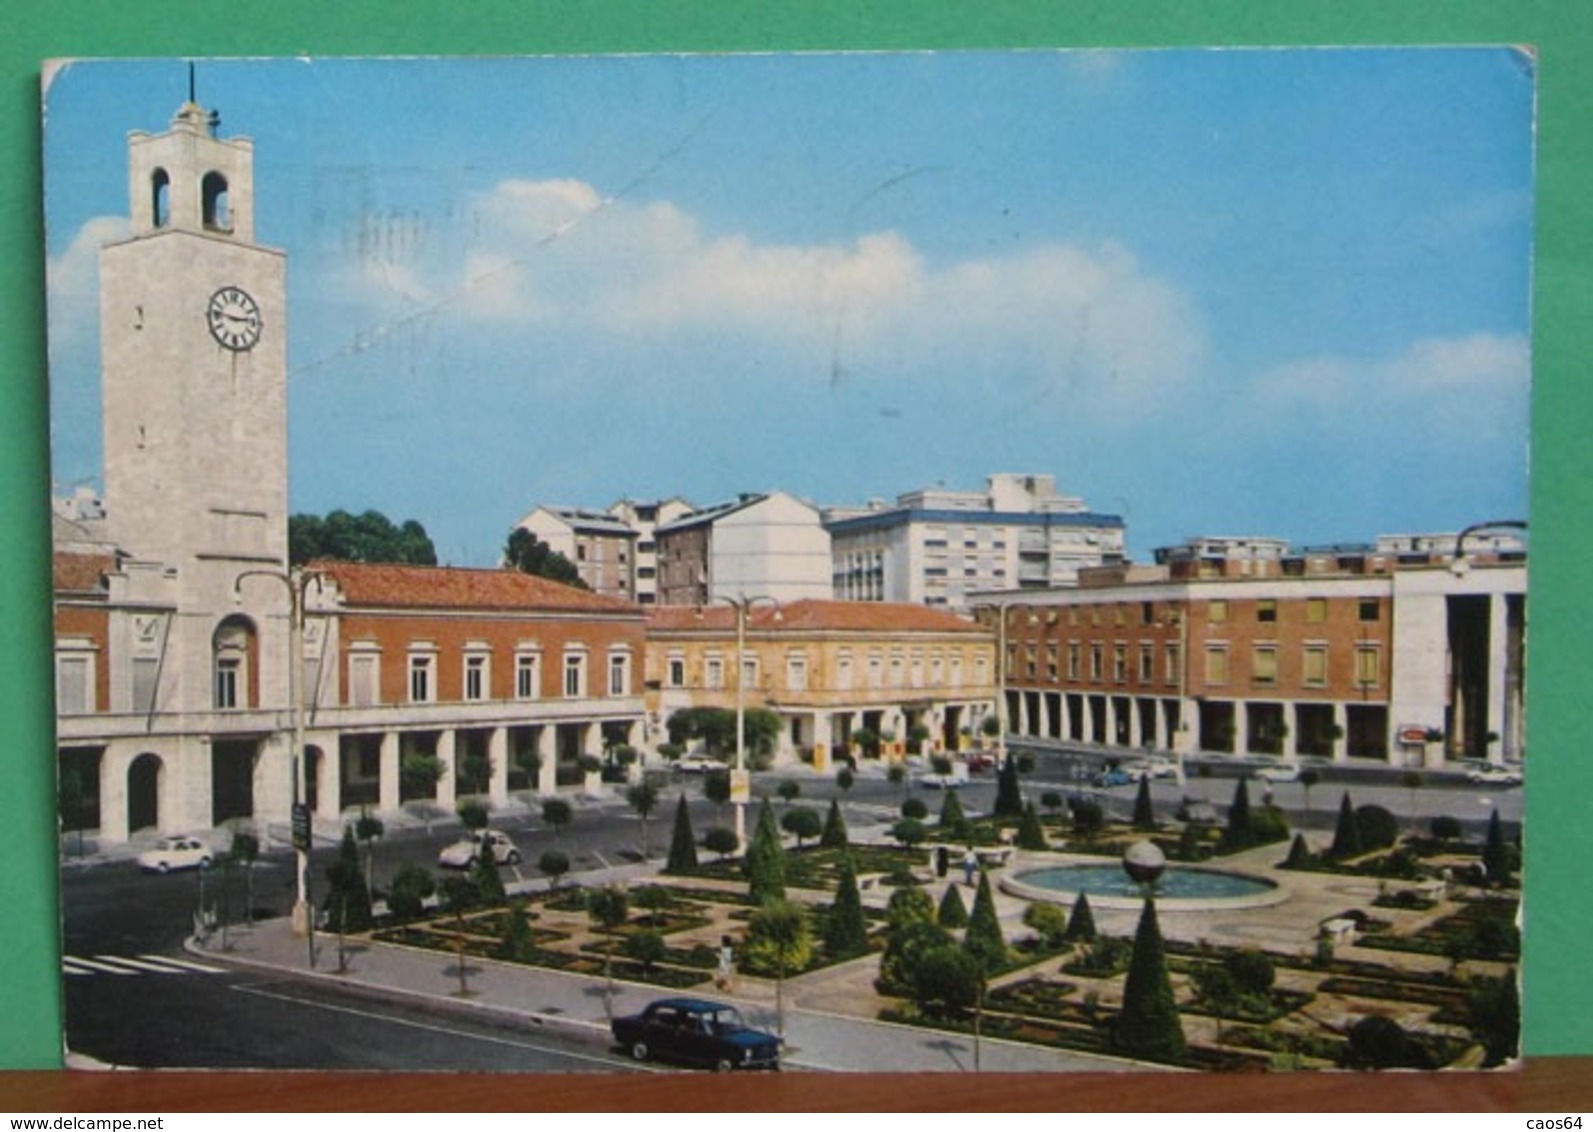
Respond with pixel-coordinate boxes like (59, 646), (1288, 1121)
(612, 997), (781, 1071)
(1466, 764), (1523, 787)
(673, 754), (728, 773)
(136, 836), (213, 874)
(1255, 763), (1302, 784)
(1092, 767), (1134, 789)
(1124, 757), (1178, 780)
(919, 769), (969, 789)
(1176, 798), (1219, 825)
(437, 828), (521, 869)
(964, 752), (996, 773)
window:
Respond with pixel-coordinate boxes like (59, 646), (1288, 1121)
(667, 655), (685, 688)
(409, 654), (435, 703)
(1306, 598), (1327, 624)
(608, 652), (630, 697)
(1090, 644), (1104, 681)
(741, 655), (759, 691)
(1164, 643), (1181, 686)
(563, 651), (587, 698)
(1113, 643), (1128, 683)
(150, 168), (170, 228)
(1303, 645), (1328, 687)
(1204, 645), (1230, 686)
(949, 654), (962, 688)
(706, 656), (724, 690)
(787, 654), (808, 692)
(350, 653), (378, 707)
(515, 652), (540, 699)
(1138, 643), (1154, 683)
(57, 654), (93, 715)
(1355, 645), (1381, 687)
(1359, 599), (1381, 623)
(868, 653), (883, 689)
(890, 654), (905, 687)
(1257, 599), (1277, 624)
(1208, 600), (1228, 624)
(1253, 646), (1278, 687)
(201, 171), (231, 231)
(215, 657), (241, 709)
(464, 654), (488, 701)
(837, 653), (854, 690)
(1067, 642), (1081, 680)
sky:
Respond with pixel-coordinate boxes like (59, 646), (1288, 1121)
(42, 50), (1534, 567)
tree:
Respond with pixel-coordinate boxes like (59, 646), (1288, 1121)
(1430, 814), (1463, 844)
(1354, 804), (1400, 851)
(1192, 962), (1239, 1048)
(1482, 807), (1516, 884)
(1298, 767), (1321, 817)
(586, 885), (630, 1018)
(1467, 968), (1520, 1067)
(877, 920), (952, 997)
(626, 780), (660, 858)
(498, 899), (535, 962)
(1132, 775), (1156, 830)
(703, 770), (732, 824)
(780, 807), (823, 848)
(1064, 892), (1097, 943)
(354, 809), (384, 897)
(667, 706), (780, 763)
(824, 855), (870, 958)
(1069, 796), (1105, 841)
(400, 751), (445, 806)
(939, 789), (970, 841)
(836, 766), (856, 794)
(912, 945), (982, 1019)
(387, 863), (436, 920)
(1344, 1015), (1410, 1070)
(439, 873), (479, 998)
(1329, 792), (1363, 860)
(625, 928), (668, 975)
(1221, 778), (1256, 851)
(541, 797), (573, 843)
(1283, 831), (1313, 869)
(890, 817), (927, 849)
(1021, 900), (1066, 946)
(537, 849), (571, 890)
(289, 509), (437, 567)
(665, 794), (699, 874)
(703, 826), (739, 861)
(886, 763), (907, 797)
(885, 885), (937, 932)
(324, 825), (374, 933)
(963, 871), (1008, 973)
(1225, 949), (1276, 1000)
(900, 796), (928, 821)
(1015, 800), (1048, 850)
(471, 842), (505, 906)
(514, 745), (542, 802)
(502, 526), (586, 588)
(993, 754), (1023, 818)
(744, 800), (786, 904)
(231, 830), (260, 927)
(939, 883), (971, 929)
(776, 778), (802, 806)
(743, 899), (811, 1037)
(457, 799), (488, 833)
(1113, 896), (1185, 1061)
(458, 750), (493, 798)
(820, 799), (849, 849)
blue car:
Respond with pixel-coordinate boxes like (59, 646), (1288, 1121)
(611, 997), (781, 1071)
(1093, 767), (1135, 788)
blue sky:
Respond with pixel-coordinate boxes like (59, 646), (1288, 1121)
(43, 50), (1534, 566)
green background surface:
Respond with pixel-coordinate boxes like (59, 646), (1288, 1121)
(3, 1), (1587, 1070)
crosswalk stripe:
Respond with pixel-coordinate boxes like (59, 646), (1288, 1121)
(65, 956), (139, 975)
(97, 955), (185, 973)
(61, 961), (97, 976)
(140, 954), (227, 974)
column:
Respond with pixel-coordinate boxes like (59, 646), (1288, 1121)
(1234, 701), (1250, 757)
(100, 744), (130, 844)
(1487, 594), (1510, 765)
(1126, 698), (1142, 749)
(315, 735), (342, 818)
(378, 731), (400, 813)
(1330, 703), (1348, 764)
(488, 726), (509, 807)
(436, 729), (457, 812)
(535, 726), (556, 795)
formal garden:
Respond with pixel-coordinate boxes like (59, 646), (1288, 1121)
(318, 756), (1519, 1072)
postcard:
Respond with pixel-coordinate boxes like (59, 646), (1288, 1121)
(45, 50), (1528, 1072)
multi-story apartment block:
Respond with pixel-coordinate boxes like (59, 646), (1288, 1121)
(825, 473), (1125, 610)
(655, 491), (832, 606)
(606, 497), (695, 605)
(513, 505), (640, 599)
(980, 533), (1526, 771)
(645, 600), (998, 767)
(51, 98), (647, 845)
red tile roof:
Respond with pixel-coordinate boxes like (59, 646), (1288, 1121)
(647, 599), (987, 635)
(53, 552), (115, 595)
(311, 561), (640, 616)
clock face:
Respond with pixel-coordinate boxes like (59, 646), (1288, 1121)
(206, 286), (262, 351)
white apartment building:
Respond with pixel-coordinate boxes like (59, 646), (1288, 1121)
(655, 491), (832, 605)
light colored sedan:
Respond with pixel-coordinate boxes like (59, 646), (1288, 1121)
(136, 836), (213, 874)
(1255, 763), (1302, 783)
(437, 829), (521, 869)
(1467, 764), (1523, 787)
(673, 754), (728, 773)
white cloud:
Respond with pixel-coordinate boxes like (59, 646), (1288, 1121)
(1256, 333), (1529, 409)
(46, 214), (127, 346)
(340, 176), (1207, 408)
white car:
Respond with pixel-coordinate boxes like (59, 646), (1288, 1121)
(673, 754), (728, 773)
(1255, 763), (1302, 784)
(1127, 758), (1179, 780)
(437, 829), (522, 869)
(1467, 764), (1523, 787)
(919, 771), (969, 789)
(136, 836), (213, 874)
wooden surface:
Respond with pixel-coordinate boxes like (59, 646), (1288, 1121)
(2, 1059), (1589, 1111)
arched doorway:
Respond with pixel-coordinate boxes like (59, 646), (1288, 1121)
(128, 752), (162, 833)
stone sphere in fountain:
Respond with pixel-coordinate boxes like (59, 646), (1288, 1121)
(1122, 840), (1167, 886)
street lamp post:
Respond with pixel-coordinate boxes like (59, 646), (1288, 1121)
(710, 593), (780, 848)
(234, 566), (323, 947)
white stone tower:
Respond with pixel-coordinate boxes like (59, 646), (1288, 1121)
(97, 93), (292, 834)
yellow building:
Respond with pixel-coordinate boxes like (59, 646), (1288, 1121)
(645, 600), (997, 768)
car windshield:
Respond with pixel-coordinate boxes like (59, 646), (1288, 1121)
(703, 1006), (745, 1031)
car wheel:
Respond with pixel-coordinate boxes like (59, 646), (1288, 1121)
(157, 861), (169, 874)
(199, 857), (212, 870)
(630, 1041), (649, 1062)
(714, 1057), (734, 1073)
(505, 850), (521, 866)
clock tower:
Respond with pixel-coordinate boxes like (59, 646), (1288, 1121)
(96, 96), (292, 834)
